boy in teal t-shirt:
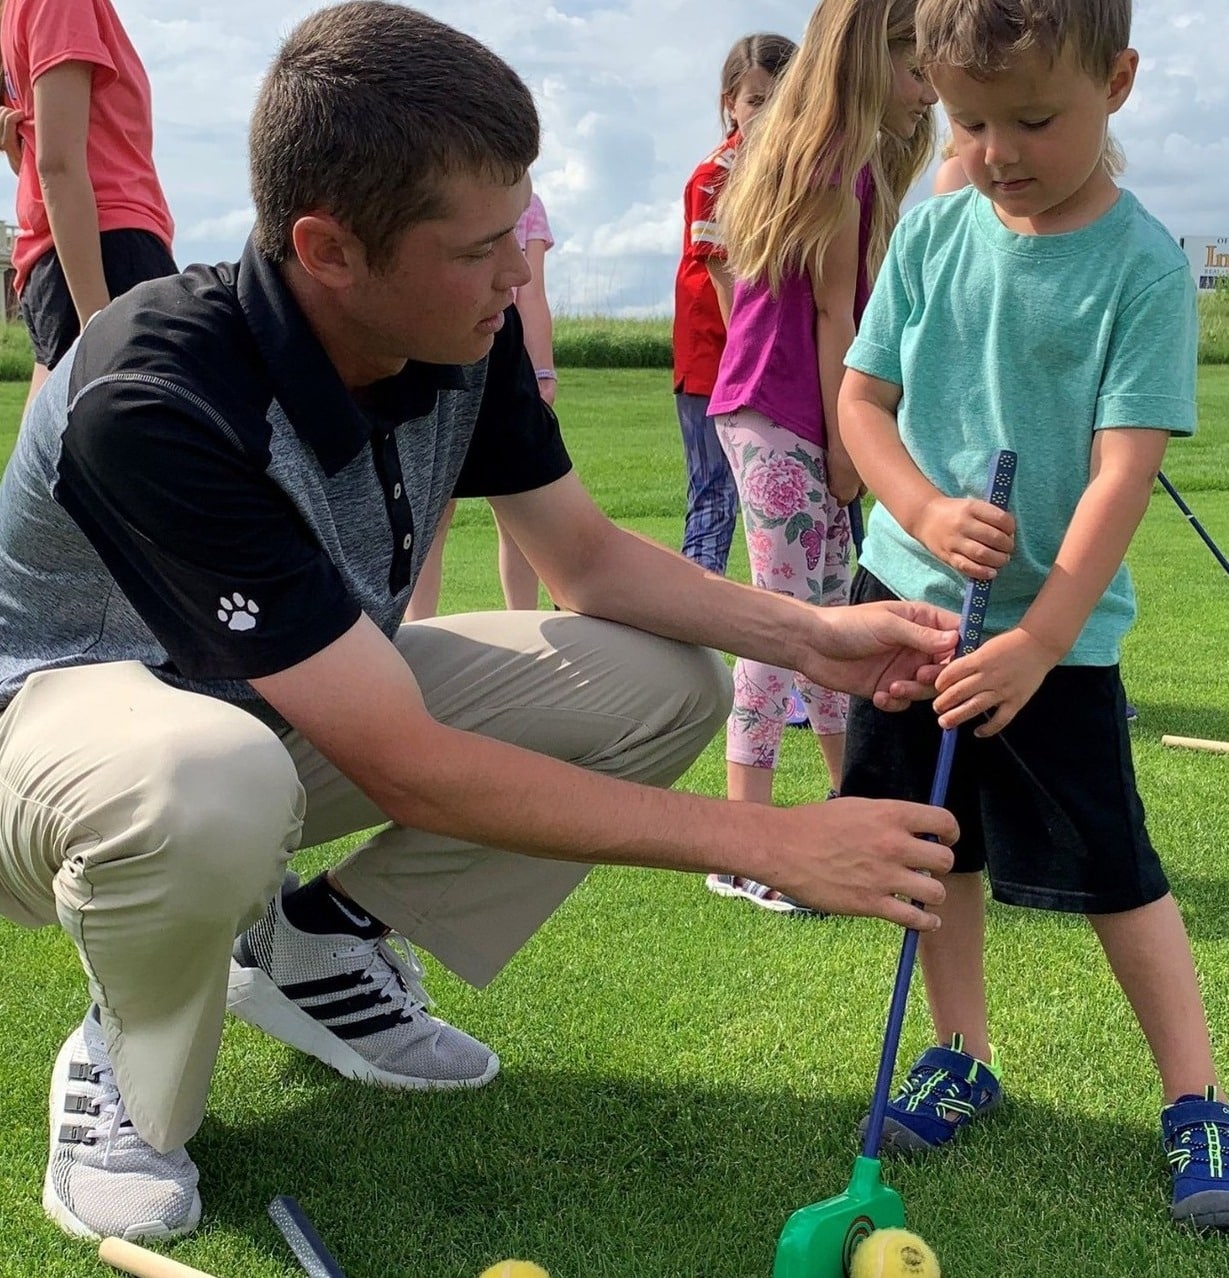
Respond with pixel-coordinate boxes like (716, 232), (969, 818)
(838, 0), (1227, 1229)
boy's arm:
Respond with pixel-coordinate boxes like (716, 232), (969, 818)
(933, 427), (1169, 734)
(839, 368), (1015, 578)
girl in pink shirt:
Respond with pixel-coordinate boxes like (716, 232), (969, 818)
(0, 0), (175, 404)
(704, 0), (937, 912)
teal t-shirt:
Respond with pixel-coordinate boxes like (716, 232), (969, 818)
(845, 186), (1198, 664)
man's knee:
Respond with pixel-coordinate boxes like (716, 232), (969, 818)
(64, 714), (304, 919)
(640, 641), (731, 783)
(680, 644), (734, 741)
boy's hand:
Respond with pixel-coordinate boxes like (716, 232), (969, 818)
(932, 628), (1055, 735)
(915, 496), (1015, 580)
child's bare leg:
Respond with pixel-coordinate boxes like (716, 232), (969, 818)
(816, 730), (844, 792)
(1088, 894), (1217, 1101)
(493, 510), (541, 610)
(405, 500), (456, 621)
(918, 872), (989, 1061)
(728, 760), (773, 806)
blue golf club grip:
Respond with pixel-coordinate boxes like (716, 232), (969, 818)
(861, 448), (1017, 1160)
(269, 1195), (350, 1278)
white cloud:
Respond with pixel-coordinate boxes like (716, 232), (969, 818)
(181, 207), (256, 244)
(0, 0), (1225, 316)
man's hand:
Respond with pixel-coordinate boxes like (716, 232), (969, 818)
(932, 627), (1056, 735)
(756, 797), (958, 929)
(915, 496), (1015, 580)
(800, 599), (960, 710)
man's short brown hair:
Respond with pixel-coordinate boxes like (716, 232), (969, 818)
(249, 1), (539, 270)
(917, 0), (1131, 80)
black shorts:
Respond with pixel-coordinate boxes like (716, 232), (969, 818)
(841, 569), (1168, 914)
(19, 229), (177, 370)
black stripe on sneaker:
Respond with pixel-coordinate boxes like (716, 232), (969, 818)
(328, 1009), (413, 1039)
(300, 989), (388, 1021)
(279, 972), (367, 1000)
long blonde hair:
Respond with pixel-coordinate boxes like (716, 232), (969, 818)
(718, 0), (936, 294)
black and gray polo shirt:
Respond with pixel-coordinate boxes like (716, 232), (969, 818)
(0, 238), (572, 722)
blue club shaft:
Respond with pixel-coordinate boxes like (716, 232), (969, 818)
(1157, 470), (1229, 578)
(860, 449), (1016, 1160)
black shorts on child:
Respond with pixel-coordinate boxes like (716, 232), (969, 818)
(19, 229), (177, 370)
(842, 569), (1169, 915)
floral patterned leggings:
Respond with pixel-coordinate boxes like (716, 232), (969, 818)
(715, 408), (852, 769)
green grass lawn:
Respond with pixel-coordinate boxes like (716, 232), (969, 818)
(1, 370), (1228, 1278)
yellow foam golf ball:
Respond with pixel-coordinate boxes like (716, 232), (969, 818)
(849, 1227), (941, 1278)
(478, 1263), (550, 1278)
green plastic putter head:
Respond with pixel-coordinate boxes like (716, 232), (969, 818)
(772, 1156), (906, 1278)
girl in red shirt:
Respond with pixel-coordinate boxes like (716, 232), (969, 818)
(671, 32), (795, 575)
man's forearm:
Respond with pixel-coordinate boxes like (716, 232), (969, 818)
(551, 526), (812, 675)
(363, 715), (778, 881)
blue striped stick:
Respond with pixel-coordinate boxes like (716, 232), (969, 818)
(860, 448), (1017, 1160)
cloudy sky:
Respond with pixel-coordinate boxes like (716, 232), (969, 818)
(3, 0), (1223, 315)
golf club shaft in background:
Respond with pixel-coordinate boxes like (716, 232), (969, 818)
(1157, 471), (1229, 578)
(860, 449), (1017, 1161)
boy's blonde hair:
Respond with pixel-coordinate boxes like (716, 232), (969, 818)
(718, 33), (797, 136)
(916, 0), (1131, 80)
(717, 0), (935, 295)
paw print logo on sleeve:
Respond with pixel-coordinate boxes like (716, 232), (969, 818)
(217, 592), (260, 632)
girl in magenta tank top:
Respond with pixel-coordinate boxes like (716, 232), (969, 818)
(704, 0), (937, 912)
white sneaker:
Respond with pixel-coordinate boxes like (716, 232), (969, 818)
(43, 1011), (201, 1240)
(227, 875), (499, 1090)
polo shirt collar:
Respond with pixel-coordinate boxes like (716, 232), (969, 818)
(235, 238), (468, 477)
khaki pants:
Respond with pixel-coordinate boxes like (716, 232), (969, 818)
(0, 611), (730, 1151)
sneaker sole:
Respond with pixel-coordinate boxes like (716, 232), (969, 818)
(1172, 1190), (1229, 1229)
(704, 874), (820, 916)
(226, 961), (500, 1090)
(42, 1031), (202, 1241)
(860, 1096), (1003, 1154)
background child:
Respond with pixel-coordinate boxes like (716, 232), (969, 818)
(0, 0), (176, 411)
(931, 137), (970, 195)
(839, 0), (1227, 1227)
(671, 32), (796, 576)
(702, 0), (936, 913)
(407, 190), (557, 619)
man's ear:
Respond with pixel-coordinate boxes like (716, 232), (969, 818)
(289, 213), (366, 289)
(1106, 48), (1139, 115)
